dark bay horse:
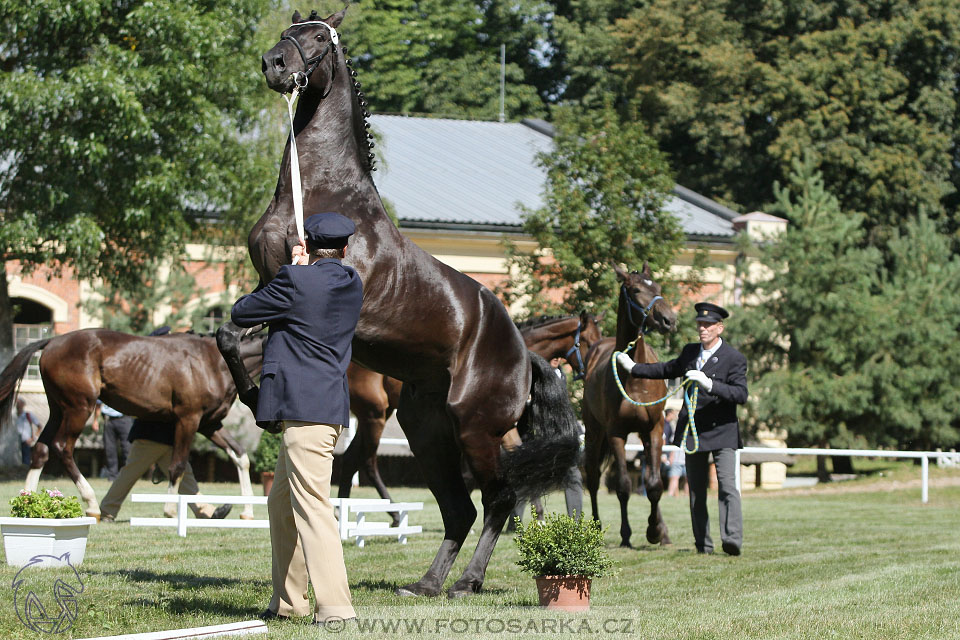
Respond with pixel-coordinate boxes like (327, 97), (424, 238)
(337, 312), (604, 522)
(217, 8), (580, 597)
(0, 329), (264, 518)
(581, 263), (677, 547)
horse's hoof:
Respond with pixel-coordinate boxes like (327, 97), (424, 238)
(87, 512), (101, 520)
(396, 583), (440, 597)
(660, 533), (672, 546)
(619, 541), (633, 548)
(239, 513), (255, 521)
(448, 582), (480, 598)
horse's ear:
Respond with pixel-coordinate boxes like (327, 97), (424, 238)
(641, 261), (651, 277)
(612, 261), (629, 282)
(325, 5), (348, 29)
(596, 310), (607, 323)
(291, 10), (302, 23)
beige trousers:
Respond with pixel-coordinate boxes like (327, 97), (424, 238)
(99, 439), (216, 519)
(268, 421), (355, 622)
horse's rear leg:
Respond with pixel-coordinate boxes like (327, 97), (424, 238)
(609, 436), (634, 548)
(208, 428), (255, 520)
(52, 417), (99, 518)
(395, 388), (476, 598)
(24, 442), (49, 491)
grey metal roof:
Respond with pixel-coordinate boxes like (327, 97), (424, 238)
(370, 114), (736, 239)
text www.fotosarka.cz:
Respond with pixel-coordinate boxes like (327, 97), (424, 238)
(319, 616), (636, 634)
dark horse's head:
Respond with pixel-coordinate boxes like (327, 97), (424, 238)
(262, 8), (348, 95)
(613, 262), (677, 335)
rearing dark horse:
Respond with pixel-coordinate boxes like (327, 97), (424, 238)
(217, 8), (579, 598)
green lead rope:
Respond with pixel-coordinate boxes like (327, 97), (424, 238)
(611, 340), (700, 454)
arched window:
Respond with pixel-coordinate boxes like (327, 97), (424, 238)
(198, 307), (226, 335)
(13, 298), (53, 380)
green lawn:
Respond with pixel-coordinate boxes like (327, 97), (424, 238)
(0, 465), (958, 639)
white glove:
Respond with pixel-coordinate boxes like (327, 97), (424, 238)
(685, 369), (713, 392)
(616, 352), (636, 371)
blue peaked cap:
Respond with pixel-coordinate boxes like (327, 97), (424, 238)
(304, 212), (356, 248)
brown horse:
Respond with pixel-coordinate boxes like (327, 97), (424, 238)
(217, 7), (580, 597)
(337, 311), (605, 522)
(582, 263), (677, 547)
(0, 329), (264, 518)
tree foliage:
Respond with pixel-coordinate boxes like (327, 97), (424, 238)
(551, 0), (960, 238)
(502, 104), (682, 335)
(0, 0), (275, 351)
(734, 155), (960, 449)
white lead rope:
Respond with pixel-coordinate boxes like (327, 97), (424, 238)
(283, 90), (305, 263)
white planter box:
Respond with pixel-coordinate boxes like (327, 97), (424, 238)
(0, 517), (96, 567)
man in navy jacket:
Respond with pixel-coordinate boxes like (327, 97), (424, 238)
(232, 212), (362, 624)
(617, 302), (748, 556)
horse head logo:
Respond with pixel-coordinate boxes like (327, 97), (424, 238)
(12, 553), (85, 634)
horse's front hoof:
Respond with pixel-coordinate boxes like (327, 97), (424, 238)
(396, 582), (441, 597)
(239, 513), (255, 521)
(87, 511), (101, 520)
(619, 540), (633, 549)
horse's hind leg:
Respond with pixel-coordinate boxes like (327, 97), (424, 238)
(609, 436), (634, 548)
(24, 442), (49, 491)
(208, 428), (255, 520)
(53, 410), (100, 518)
(395, 387), (476, 597)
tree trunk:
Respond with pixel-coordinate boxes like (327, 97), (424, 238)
(831, 456), (855, 474)
(816, 455), (831, 483)
(0, 271), (14, 366)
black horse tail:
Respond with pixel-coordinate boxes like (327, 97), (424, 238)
(501, 351), (582, 501)
(0, 338), (52, 428)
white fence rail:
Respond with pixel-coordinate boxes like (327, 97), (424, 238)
(624, 444), (960, 504)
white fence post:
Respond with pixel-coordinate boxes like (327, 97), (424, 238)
(921, 455), (929, 504)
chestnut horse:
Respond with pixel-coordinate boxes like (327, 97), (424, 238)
(337, 311), (605, 521)
(216, 7), (580, 597)
(0, 329), (264, 519)
(582, 263), (677, 547)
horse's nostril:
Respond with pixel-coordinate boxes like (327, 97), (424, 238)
(275, 55), (285, 70)
(261, 58), (267, 73)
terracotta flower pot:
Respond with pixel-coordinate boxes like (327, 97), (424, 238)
(261, 471), (275, 496)
(535, 575), (591, 611)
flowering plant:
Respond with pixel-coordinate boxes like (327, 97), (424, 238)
(9, 488), (84, 519)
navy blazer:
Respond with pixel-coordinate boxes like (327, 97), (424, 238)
(629, 341), (748, 451)
(231, 259), (363, 426)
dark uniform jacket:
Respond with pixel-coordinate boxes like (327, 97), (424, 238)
(231, 259), (363, 426)
(630, 341), (748, 451)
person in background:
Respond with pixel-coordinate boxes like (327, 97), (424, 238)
(98, 419), (232, 522)
(15, 398), (40, 465)
(662, 408), (687, 497)
(617, 302), (748, 556)
(92, 401), (133, 481)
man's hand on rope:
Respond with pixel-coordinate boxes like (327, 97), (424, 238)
(616, 352), (635, 371)
(685, 369), (713, 392)
(291, 240), (309, 265)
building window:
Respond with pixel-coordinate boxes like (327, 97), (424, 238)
(13, 298), (54, 381)
(198, 307), (226, 335)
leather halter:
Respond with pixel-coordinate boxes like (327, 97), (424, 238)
(282, 28), (337, 97)
(622, 285), (663, 337)
(564, 322), (587, 381)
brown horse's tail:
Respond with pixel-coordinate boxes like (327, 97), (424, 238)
(0, 338), (51, 427)
(501, 352), (582, 501)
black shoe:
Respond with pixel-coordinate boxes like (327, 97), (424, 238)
(696, 546), (714, 555)
(258, 608), (288, 621)
(722, 541), (741, 556)
(212, 504), (233, 519)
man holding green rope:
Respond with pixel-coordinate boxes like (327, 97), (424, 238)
(616, 302), (748, 556)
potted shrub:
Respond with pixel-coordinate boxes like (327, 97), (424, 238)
(513, 509), (613, 611)
(1, 488), (97, 567)
(250, 431), (283, 495)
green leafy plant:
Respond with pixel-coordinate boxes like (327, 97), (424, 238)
(9, 488), (83, 519)
(513, 508), (613, 578)
(250, 431), (283, 474)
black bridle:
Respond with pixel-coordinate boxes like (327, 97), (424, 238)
(282, 28), (337, 96)
(622, 285), (663, 337)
